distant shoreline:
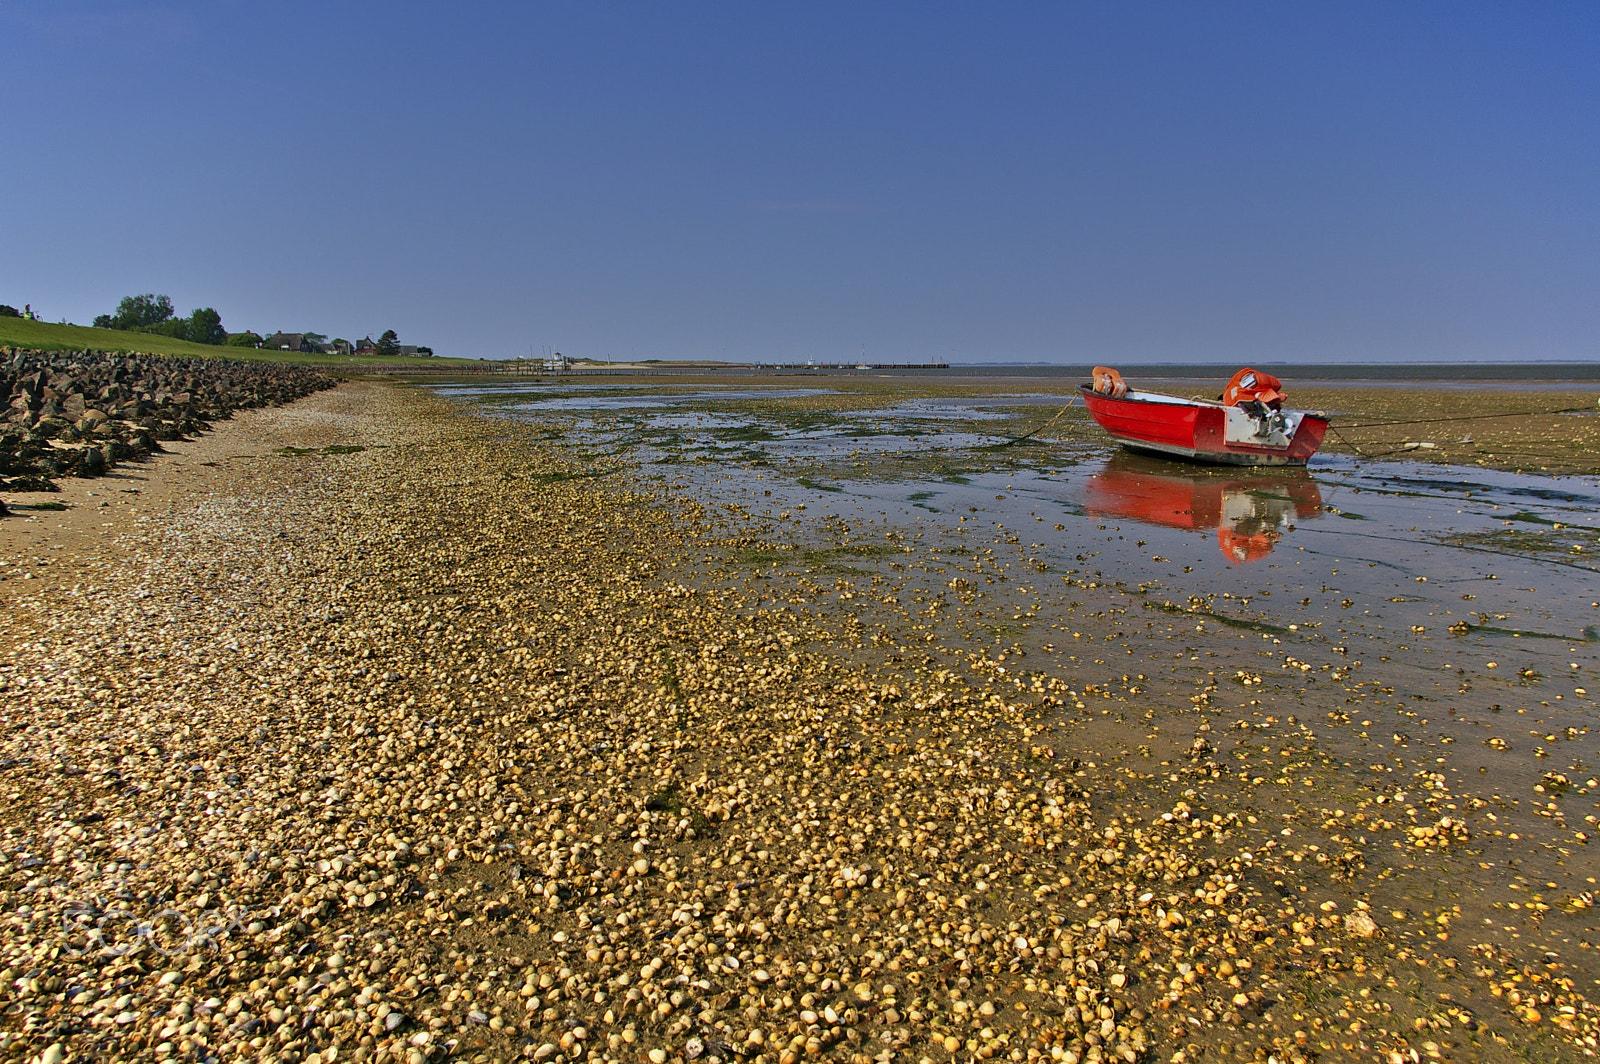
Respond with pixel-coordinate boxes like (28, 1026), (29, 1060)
(424, 360), (1600, 383)
(862, 362), (1600, 382)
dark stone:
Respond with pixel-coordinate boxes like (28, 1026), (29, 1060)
(77, 447), (106, 478)
(0, 475), (58, 493)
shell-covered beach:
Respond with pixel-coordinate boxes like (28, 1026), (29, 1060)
(2, 377), (1598, 1064)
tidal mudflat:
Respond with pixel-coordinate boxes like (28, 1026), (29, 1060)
(1, 375), (1597, 1064)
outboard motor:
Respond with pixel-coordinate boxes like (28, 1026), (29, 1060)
(1223, 368), (1289, 439)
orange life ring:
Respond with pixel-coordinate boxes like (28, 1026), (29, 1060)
(1223, 368), (1285, 408)
(1091, 366), (1128, 398)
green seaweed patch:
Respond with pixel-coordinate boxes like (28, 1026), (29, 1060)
(529, 466), (625, 485)
(1437, 527), (1600, 571)
(729, 547), (795, 566)
(796, 477), (845, 493)
(806, 542), (899, 562)
(646, 785), (685, 815)
(659, 655), (684, 703)
(1449, 620), (1600, 642)
(646, 784), (715, 833)
(712, 424), (778, 443)
(1146, 600), (1294, 636)
(972, 436), (1046, 452)
(9, 500), (69, 511)
(275, 444), (368, 457)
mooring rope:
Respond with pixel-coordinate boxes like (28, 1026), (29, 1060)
(1326, 422), (1377, 457)
(993, 394), (1080, 448)
(1332, 404), (1595, 430)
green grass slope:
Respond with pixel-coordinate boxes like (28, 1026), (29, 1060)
(0, 317), (475, 368)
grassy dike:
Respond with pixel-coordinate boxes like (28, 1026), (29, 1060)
(1, 381), (1592, 1064)
(0, 318), (478, 371)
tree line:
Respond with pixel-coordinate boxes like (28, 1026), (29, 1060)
(93, 294), (233, 345)
(87, 294), (415, 354)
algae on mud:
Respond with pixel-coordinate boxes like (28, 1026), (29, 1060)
(425, 368), (1600, 475)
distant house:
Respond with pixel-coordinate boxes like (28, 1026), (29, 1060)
(320, 340), (354, 355)
(264, 332), (315, 353)
(349, 337), (431, 356)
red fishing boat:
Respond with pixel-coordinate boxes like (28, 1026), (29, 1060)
(1079, 367), (1328, 466)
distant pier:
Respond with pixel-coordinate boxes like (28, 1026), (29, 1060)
(752, 362), (951, 372)
(428, 360), (955, 378)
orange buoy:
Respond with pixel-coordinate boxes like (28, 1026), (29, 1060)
(1091, 366), (1128, 398)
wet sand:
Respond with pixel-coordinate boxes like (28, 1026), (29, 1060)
(2, 381), (1598, 1064)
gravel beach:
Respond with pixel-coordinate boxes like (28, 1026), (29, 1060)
(3, 381), (1596, 1064)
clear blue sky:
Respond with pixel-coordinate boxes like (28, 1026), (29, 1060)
(3, 3), (1597, 363)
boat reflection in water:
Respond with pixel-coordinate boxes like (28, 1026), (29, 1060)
(1084, 452), (1324, 564)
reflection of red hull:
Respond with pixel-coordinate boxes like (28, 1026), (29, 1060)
(1085, 452), (1324, 564)
(1079, 385), (1327, 466)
